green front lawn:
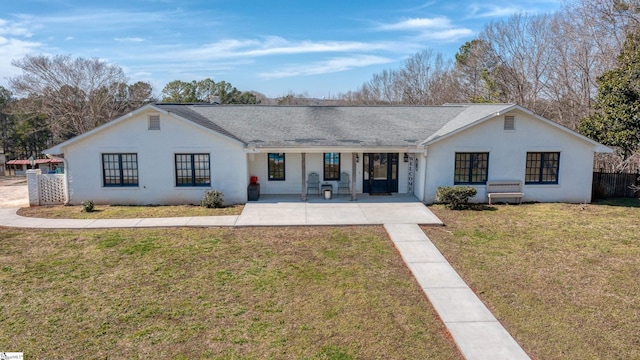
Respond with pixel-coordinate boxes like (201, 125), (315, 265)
(424, 199), (640, 360)
(0, 226), (462, 359)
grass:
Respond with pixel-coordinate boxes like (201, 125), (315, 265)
(16, 204), (244, 219)
(424, 199), (640, 360)
(0, 226), (462, 359)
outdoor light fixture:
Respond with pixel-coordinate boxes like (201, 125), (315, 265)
(355, 154), (359, 163)
(403, 153), (409, 162)
(28, 156), (35, 168)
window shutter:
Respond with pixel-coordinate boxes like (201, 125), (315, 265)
(148, 115), (160, 130)
(504, 115), (515, 130)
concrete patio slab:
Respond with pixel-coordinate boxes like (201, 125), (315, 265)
(305, 205), (369, 225)
(235, 204), (307, 226)
(360, 203), (443, 224)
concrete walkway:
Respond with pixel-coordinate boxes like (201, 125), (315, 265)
(385, 223), (530, 360)
(0, 194), (443, 228)
(0, 198), (529, 359)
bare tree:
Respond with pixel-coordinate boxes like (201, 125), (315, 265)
(478, 13), (555, 115)
(9, 55), (153, 141)
(342, 49), (461, 105)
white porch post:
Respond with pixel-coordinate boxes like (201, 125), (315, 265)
(351, 153), (357, 201)
(301, 153), (307, 201)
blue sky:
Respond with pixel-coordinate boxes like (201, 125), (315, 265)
(0, 0), (562, 99)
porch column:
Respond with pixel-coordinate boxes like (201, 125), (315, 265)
(301, 153), (307, 201)
(351, 153), (357, 201)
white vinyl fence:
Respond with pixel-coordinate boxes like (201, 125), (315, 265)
(27, 169), (67, 206)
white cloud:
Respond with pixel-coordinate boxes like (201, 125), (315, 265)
(377, 16), (473, 43)
(0, 36), (42, 85)
(259, 55), (393, 79)
(466, 2), (553, 18)
(379, 17), (452, 31)
(419, 28), (475, 41)
(114, 37), (145, 42)
(167, 37), (400, 61)
(0, 18), (33, 37)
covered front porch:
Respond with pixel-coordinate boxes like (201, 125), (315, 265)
(245, 149), (424, 202)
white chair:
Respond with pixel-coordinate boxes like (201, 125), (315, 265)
(306, 172), (320, 196)
(337, 172), (350, 196)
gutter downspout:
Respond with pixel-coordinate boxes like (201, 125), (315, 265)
(45, 153), (70, 205)
(421, 149), (428, 204)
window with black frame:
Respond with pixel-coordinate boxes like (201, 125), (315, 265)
(102, 153), (138, 187)
(525, 152), (560, 184)
(454, 152), (489, 184)
(175, 153), (210, 186)
(323, 153), (340, 180)
(268, 153), (285, 181)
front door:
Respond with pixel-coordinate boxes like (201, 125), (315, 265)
(363, 153), (398, 193)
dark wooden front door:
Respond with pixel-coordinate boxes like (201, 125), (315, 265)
(363, 153), (398, 193)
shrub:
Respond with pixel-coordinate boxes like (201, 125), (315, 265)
(201, 190), (224, 208)
(436, 186), (477, 210)
(81, 200), (95, 212)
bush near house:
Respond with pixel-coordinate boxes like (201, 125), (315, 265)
(201, 190), (224, 208)
(436, 186), (477, 209)
(81, 200), (95, 212)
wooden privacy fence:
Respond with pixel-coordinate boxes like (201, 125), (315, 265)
(592, 171), (640, 198)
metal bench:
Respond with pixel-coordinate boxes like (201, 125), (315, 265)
(486, 180), (524, 204)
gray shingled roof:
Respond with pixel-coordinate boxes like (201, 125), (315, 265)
(154, 103), (514, 148)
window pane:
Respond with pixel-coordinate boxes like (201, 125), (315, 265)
(102, 153), (138, 186)
(454, 153), (488, 184)
(324, 153), (340, 180)
(268, 153), (285, 180)
(526, 152), (559, 184)
(175, 153), (210, 186)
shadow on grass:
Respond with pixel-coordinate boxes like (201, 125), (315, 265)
(445, 204), (498, 211)
(591, 197), (640, 208)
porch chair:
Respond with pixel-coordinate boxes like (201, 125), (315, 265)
(306, 172), (320, 196)
(337, 172), (350, 196)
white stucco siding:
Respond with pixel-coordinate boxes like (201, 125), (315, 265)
(423, 111), (596, 203)
(63, 110), (247, 205)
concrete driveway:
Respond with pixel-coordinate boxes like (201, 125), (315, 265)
(0, 176), (28, 208)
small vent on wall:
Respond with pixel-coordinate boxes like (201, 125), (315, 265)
(148, 115), (160, 130)
(504, 115), (515, 130)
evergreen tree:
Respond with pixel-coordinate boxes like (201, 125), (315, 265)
(579, 32), (640, 159)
